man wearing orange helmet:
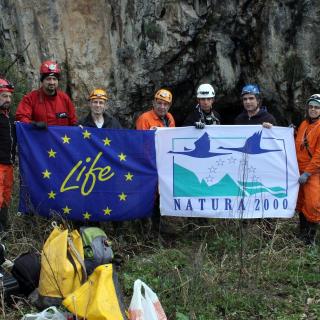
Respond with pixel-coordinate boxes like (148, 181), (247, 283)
(0, 78), (16, 231)
(79, 89), (121, 129)
(136, 89), (175, 236)
(136, 89), (175, 130)
(16, 60), (77, 127)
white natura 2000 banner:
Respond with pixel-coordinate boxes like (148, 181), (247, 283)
(155, 126), (299, 219)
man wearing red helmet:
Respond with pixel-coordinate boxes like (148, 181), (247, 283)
(0, 78), (16, 231)
(16, 60), (77, 127)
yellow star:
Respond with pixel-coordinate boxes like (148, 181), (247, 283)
(125, 172), (134, 181)
(82, 130), (91, 139)
(48, 191), (56, 199)
(62, 134), (71, 144)
(118, 153), (126, 161)
(48, 149), (56, 158)
(118, 192), (127, 201)
(103, 137), (111, 146)
(62, 206), (72, 214)
(83, 211), (91, 220)
(42, 169), (51, 179)
(103, 207), (112, 215)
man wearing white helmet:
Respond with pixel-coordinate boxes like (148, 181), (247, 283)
(295, 94), (320, 245)
(184, 83), (221, 128)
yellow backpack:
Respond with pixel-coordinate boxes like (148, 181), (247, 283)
(63, 264), (127, 320)
(38, 226), (87, 305)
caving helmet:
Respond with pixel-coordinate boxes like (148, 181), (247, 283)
(154, 89), (172, 104)
(89, 88), (108, 100)
(0, 78), (14, 93)
(197, 84), (215, 99)
(241, 84), (260, 97)
(40, 60), (60, 81)
(307, 94), (320, 106)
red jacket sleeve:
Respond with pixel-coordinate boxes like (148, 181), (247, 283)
(64, 94), (77, 125)
(15, 94), (33, 123)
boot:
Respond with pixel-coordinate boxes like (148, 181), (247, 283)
(298, 212), (308, 241)
(0, 206), (8, 232)
(305, 223), (317, 245)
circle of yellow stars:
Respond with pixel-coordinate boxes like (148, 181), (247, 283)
(44, 130), (135, 220)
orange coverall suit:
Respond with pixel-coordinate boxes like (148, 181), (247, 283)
(136, 109), (175, 228)
(135, 109), (175, 130)
(295, 119), (320, 222)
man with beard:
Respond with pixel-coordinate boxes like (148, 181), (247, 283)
(16, 60), (77, 127)
(0, 78), (16, 231)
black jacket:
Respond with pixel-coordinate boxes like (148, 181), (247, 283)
(183, 105), (221, 126)
(0, 111), (16, 164)
(234, 107), (277, 125)
(79, 112), (122, 129)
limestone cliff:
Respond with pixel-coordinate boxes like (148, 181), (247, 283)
(1, 0), (319, 126)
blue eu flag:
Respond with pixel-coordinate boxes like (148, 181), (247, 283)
(16, 123), (157, 221)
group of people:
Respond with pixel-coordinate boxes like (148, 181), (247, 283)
(0, 59), (319, 244)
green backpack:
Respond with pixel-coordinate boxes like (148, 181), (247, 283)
(80, 227), (114, 275)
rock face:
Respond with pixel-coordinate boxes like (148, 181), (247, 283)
(1, 0), (319, 126)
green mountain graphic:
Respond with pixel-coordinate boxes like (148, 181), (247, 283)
(173, 163), (287, 198)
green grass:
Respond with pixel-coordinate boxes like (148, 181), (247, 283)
(2, 182), (320, 319)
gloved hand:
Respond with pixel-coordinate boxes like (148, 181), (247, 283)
(195, 121), (205, 129)
(298, 172), (311, 184)
(32, 121), (47, 130)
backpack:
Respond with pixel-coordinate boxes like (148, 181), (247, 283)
(11, 251), (41, 296)
(63, 264), (127, 320)
(80, 227), (114, 275)
(37, 227), (86, 308)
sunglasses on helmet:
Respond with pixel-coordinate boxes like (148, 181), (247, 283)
(0, 83), (14, 90)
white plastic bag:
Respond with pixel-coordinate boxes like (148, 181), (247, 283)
(21, 306), (66, 320)
(128, 279), (167, 320)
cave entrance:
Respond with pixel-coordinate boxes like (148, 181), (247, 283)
(172, 99), (242, 126)
(215, 100), (241, 125)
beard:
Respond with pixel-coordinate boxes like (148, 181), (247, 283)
(0, 102), (10, 109)
(46, 86), (56, 95)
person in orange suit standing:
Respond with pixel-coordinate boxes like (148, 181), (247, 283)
(295, 94), (320, 245)
(136, 88), (175, 130)
(136, 89), (175, 235)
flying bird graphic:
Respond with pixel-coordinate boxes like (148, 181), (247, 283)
(218, 131), (282, 154)
(168, 132), (231, 158)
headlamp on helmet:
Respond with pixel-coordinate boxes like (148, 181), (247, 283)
(307, 94), (320, 106)
(89, 89), (108, 101)
(0, 78), (14, 93)
(197, 84), (215, 98)
(154, 89), (172, 104)
(40, 60), (60, 81)
(241, 84), (260, 96)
